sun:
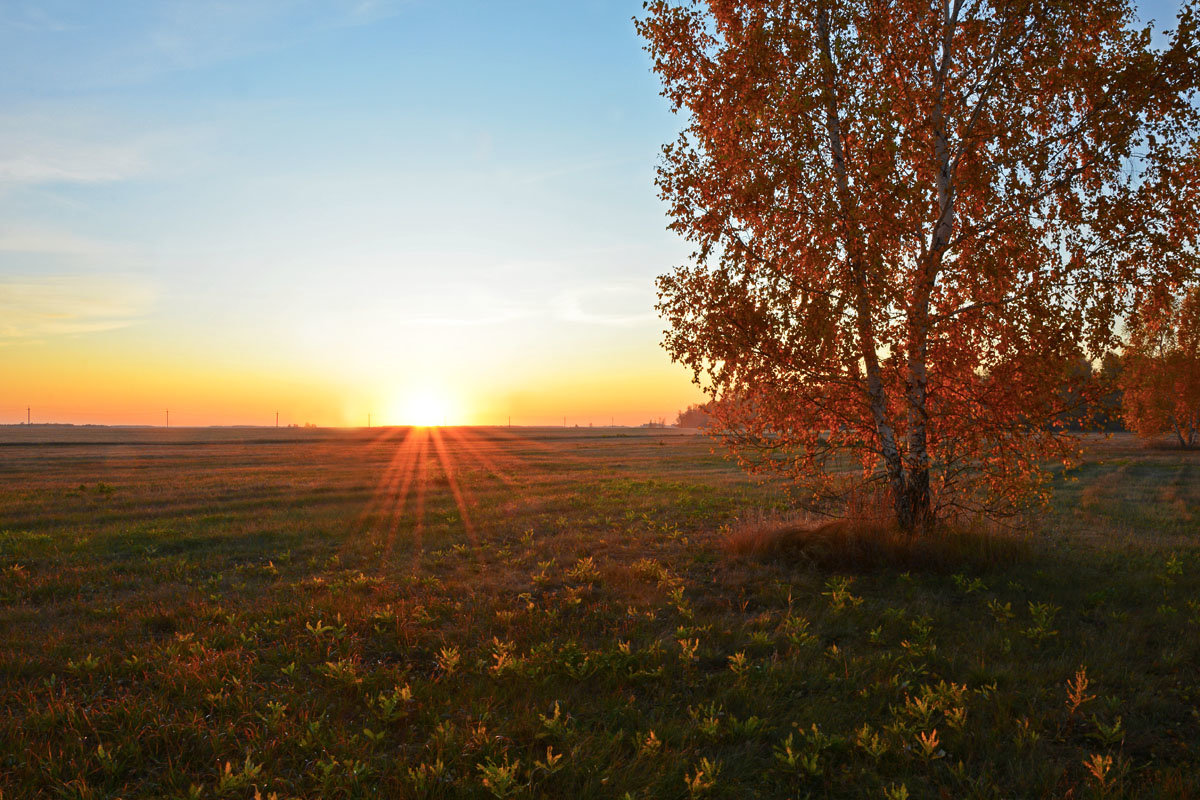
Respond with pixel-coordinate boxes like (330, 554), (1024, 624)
(394, 386), (454, 427)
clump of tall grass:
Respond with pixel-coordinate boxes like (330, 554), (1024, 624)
(722, 505), (1030, 572)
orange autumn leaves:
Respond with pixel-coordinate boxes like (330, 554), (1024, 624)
(637, 0), (1200, 529)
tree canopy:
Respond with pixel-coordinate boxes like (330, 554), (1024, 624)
(637, 0), (1200, 530)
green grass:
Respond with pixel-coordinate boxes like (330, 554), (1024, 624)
(0, 426), (1197, 798)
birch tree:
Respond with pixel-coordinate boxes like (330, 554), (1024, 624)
(637, 0), (1200, 530)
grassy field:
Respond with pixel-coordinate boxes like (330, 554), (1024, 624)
(0, 426), (1197, 799)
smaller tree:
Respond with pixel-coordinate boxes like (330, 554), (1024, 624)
(675, 402), (713, 428)
(1120, 286), (1200, 447)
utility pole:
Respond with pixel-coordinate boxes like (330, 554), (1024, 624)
(165, 409), (169, 428)
(507, 415), (511, 427)
(275, 411), (279, 428)
(26, 406), (30, 425)
(367, 413), (371, 428)
(563, 416), (566, 428)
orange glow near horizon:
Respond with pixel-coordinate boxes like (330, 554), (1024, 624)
(0, 335), (705, 428)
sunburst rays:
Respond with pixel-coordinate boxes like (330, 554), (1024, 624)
(357, 425), (626, 571)
(359, 426), (575, 568)
(441, 426), (520, 487)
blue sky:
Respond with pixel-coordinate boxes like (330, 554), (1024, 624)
(0, 0), (1187, 425)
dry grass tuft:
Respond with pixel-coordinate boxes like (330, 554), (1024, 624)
(722, 511), (1031, 572)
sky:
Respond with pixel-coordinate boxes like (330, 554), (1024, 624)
(0, 0), (1186, 427)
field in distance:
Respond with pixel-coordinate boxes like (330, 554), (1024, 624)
(0, 426), (1197, 798)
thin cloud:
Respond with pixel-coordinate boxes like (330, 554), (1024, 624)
(513, 156), (639, 187)
(340, 0), (408, 26)
(136, 0), (412, 74)
(393, 284), (532, 328)
(0, 146), (143, 185)
(0, 226), (126, 257)
(554, 284), (657, 327)
(1, 1), (413, 91)
(0, 110), (211, 187)
(394, 310), (530, 328)
(0, 114), (147, 186)
(0, 275), (154, 343)
(0, 3), (73, 32)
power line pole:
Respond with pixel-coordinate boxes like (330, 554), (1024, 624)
(508, 415), (511, 427)
(275, 411), (279, 428)
(165, 409), (169, 428)
(26, 406), (30, 425)
(367, 413), (371, 428)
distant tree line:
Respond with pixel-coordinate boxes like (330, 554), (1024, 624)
(1056, 353), (1125, 433)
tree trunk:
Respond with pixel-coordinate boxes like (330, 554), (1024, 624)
(1172, 415), (1187, 448)
(894, 469), (932, 534)
(895, 2), (961, 537)
(816, 2), (913, 530)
